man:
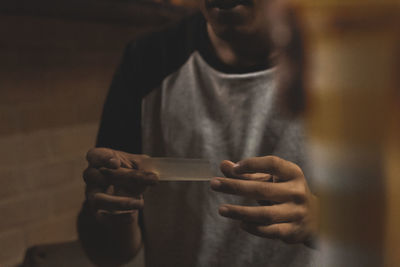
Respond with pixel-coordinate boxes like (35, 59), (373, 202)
(78, 0), (319, 266)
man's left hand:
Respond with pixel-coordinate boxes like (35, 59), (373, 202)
(210, 156), (318, 247)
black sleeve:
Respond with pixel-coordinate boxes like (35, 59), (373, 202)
(95, 42), (144, 154)
(95, 13), (205, 153)
(79, 13), (207, 264)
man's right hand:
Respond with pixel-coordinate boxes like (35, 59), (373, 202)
(83, 148), (159, 224)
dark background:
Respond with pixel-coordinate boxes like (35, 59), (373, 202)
(0, 1), (195, 265)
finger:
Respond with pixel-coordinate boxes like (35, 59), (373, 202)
(239, 173), (273, 182)
(91, 193), (144, 212)
(234, 156), (303, 181)
(115, 152), (144, 169)
(83, 167), (107, 187)
(85, 185), (103, 201)
(210, 177), (297, 202)
(218, 203), (300, 224)
(220, 160), (240, 178)
(85, 185), (115, 211)
(86, 148), (121, 169)
(241, 222), (299, 243)
(220, 160), (272, 181)
(101, 168), (159, 188)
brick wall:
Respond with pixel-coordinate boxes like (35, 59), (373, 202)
(0, 4), (188, 265)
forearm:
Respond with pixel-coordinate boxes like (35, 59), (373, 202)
(77, 202), (142, 266)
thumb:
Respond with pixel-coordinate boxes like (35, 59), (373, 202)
(86, 147), (121, 169)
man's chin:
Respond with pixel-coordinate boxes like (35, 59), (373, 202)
(208, 23), (255, 43)
(205, 0), (253, 10)
(208, 3), (253, 20)
(201, 0), (258, 41)
(206, 6), (254, 33)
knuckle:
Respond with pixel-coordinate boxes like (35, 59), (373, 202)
(291, 186), (307, 203)
(265, 155), (281, 170)
(238, 160), (250, 171)
(296, 206), (307, 219)
(248, 157), (259, 168)
(292, 163), (303, 176)
(278, 225), (294, 242)
(239, 158), (256, 171)
(86, 148), (98, 161)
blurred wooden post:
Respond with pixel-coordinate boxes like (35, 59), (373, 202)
(290, 0), (400, 266)
(384, 84), (400, 265)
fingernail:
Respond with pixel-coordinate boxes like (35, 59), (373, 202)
(219, 206), (229, 216)
(210, 178), (222, 189)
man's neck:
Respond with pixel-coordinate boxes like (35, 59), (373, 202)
(206, 23), (274, 73)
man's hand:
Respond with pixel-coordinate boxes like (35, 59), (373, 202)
(83, 148), (158, 224)
(210, 156), (318, 247)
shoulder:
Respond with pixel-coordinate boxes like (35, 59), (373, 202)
(123, 12), (206, 82)
(129, 12), (205, 55)
(106, 12), (207, 101)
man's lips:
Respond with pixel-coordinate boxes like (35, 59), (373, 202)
(206, 0), (253, 10)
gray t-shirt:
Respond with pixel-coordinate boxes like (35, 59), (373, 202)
(141, 51), (318, 267)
